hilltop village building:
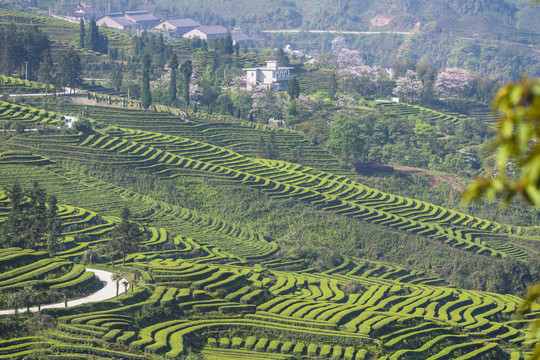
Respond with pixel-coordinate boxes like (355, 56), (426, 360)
(183, 25), (228, 41)
(124, 11), (159, 28)
(243, 61), (293, 91)
(97, 11), (158, 30)
(96, 13), (134, 29)
(154, 18), (201, 35)
(96, 12), (254, 44)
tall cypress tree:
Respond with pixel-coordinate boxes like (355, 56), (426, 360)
(141, 54), (152, 109)
(287, 76), (300, 99)
(86, 20), (98, 51)
(79, 19), (85, 48)
(46, 195), (61, 256)
(180, 60), (192, 107)
(222, 32), (233, 54)
(37, 50), (54, 88)
(169, 54), (178, 105)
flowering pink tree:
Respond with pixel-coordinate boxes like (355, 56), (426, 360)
(339, 65), (380, 96)
(434, 67), (473, 99)
(336, 48), (364, 68)
(331, 36), (347, 56)
(334, 94), (357, 108)
(231, 75), (248, 92)
(251, 85), (287, 123)
(393, 70), (423, 103)
(384, 68), (394, 81)
(331, 36), (363, 68)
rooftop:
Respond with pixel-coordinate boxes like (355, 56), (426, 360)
(125, 12), (158, 22)
(232, 33), (252, 41)
(161, 18), (201, 28)
(243, 61), (294, 71)
(102, 15), (134, 26)
(195, 25), (228, 35)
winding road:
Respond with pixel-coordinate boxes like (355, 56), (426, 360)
(0, 268), (129, 315)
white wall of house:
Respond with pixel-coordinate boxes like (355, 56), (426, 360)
(183, 28), (208, 40)
(245, 61), (292, 91)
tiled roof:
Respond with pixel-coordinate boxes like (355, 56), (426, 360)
(104, 16), (134, 26)
(232, 33), (252, 41)
(127, 14), (158, 21)
(162, 18), (201, 28)
(197, 25), (228, 35)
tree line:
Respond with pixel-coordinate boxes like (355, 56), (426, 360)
(0, 182), (61, 256)
(0, 24), (82, 91)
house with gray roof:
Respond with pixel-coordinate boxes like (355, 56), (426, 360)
(124, 11), (159, 29)
(232, 33), (253, 46)
(96, 13), (134, 30)
(183, 25), (228, 41)
(154, 18), (201, 35)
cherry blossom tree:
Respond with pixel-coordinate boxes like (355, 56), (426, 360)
(251, 85), (287, 123)
(339, 65), (380, 96)
(336, 48), (364, 68)
(231, 75), (248, 91)
(331, 36), (347, 56)
(331, 36), (363, 68)
(393, 70), (423, 103)
(434, 67), (473, 99)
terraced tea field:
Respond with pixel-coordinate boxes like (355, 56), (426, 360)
(0, 100), (539, 359)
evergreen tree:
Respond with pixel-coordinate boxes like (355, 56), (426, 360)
(109, 207), (143, 266)
(140, 54), (152, 109)
(85, 20), (107, 53)
(276, 47), (290, 66)
(180, 60), (192, 107)
(26, 181), (47, 249)
(266, 131), (279, 159)
(0, 183), (25, 248)
(46, 195), (62, 256)
(86, 20), (98, 52)
(37, 50), (54, 88)
(329, 73), (337, 100)
(287, 76), (300, 99)
(169, 54), (178, 105)
(222, 32), (233, 54)
(57, 50), (82, 92)
(111, 64), (123, 91)
(79, 19), (85, 48)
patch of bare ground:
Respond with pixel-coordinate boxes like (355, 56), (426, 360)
(355, 162), (466, 192)
(370, 14), (394, 27)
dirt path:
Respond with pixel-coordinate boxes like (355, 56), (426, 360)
(0, 269), (128, 316)
(388, 164), (466, 192)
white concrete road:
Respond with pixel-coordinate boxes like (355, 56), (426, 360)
(0, 268), (129, 315)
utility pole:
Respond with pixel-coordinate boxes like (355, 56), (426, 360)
(25, 61), (28, 86)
